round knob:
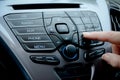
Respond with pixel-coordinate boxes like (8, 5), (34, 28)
(63, 44), (77, 60)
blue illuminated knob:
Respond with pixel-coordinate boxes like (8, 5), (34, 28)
(63, 44), (77, 60)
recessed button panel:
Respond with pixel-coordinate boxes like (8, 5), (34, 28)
(4, 11), (103, 52)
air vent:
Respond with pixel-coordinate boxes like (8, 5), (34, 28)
(12, 3), (80, 10)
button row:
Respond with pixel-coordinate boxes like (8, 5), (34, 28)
(84, 48), (105, 61)
(30, 55), (60, 65)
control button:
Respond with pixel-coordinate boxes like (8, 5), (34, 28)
(44, 18), (52, 26)
(12, 27), (46, 35)
(71, 18), (83, 25)
(23, 42), (55, 51)
(80, 38), (91, 48)
(60, 44), (78, 61)
(44, 11), (67, 18)
(5, 13), (42, 20)
(80, 35), (104, 48)
(52, 17), (74, 26)
(90, 40), (104, 47)
(30, 55), (60, 65)
(86, 11), (97, 17)
(67, 11), (83, 17)
(18, 34), (51, 42)
(77, 25), (86, 32)
(49, 35), (62, 47)
(72, 33), (78, 44)
(84, 48), (105, 61)
(46, 56), (60, 64)
(8, 19), (43, 27)
(90, 16), (100, 24)
(30, 55), (45, 62)
(81, 16), (91, 24)
(46, 26), (57, 34)
(85, 24), (95, 32)
(55, 23), (69, 34)
(93, 24), (102, 31)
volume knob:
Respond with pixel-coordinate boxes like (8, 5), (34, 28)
(63, 44), (77, 61)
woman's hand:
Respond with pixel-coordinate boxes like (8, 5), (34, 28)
(83, 31), (120, 68)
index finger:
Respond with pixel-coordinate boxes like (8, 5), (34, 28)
(83, 31), (120, 45)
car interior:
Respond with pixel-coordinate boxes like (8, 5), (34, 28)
(0, 0), (120, 80)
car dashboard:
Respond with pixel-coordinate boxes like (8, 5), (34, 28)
(0, 0), (119, 80)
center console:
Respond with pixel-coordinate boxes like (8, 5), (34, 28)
(0, 0), (111, 80)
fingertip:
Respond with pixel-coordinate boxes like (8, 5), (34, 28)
(101, 53), (111, 61)
(102, 53), (120, 68)
(83, 32), (91, 37)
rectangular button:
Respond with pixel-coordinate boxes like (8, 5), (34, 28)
(67, 11), (83, 17)
(18, 34), (51, 42)
(44, 18), (52, 26)
(90, 16), (100, 24)
(77, 25), (86, 32)
(8, 19), (43, 27)
(5, 13), (42, 20)
(55, 23), (69, 34)
(12, 27), (46, 34)
(72, 18), (83, 25)
(23, 42), (55, 51)
(93, 24), (102, 31)
(44, 11), (67, 18)
(81, 17), (91, 24)
(85, 24), (95, 31)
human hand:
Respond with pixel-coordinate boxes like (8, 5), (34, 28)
(83, 31), (120, 68)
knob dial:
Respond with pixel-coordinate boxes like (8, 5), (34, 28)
(63, 44), (77, 60)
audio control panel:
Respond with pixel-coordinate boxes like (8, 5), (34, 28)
(0, 0), (112, 80)
(4, 11), (103, 52)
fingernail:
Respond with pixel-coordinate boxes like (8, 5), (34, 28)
(83, 32), (91, 36)
(102, 53), (111, 60)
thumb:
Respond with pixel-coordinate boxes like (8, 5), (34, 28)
(102, 53), (120, 68)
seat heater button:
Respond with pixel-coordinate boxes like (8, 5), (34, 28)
(84, 48), (105, 61)
(30, 55), (60, 65)
(55, 23), (69, 34)
(46, 56), (60, 65)
(31, 56), (45, 62)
